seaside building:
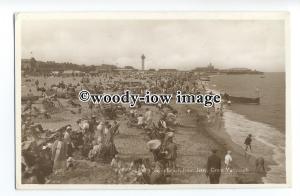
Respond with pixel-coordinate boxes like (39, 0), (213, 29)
(147, 68), (156, 72)
(193, 63), (217, 73)
(21, 58), (38, 73)
(94, 64), (118, 73)
(21, 59), (32, 70)
(221, 68), (263, 74)
(158, 68), (178, 72)
(228, 68), (251, 71)
(114, 68), (138, 73)
(61, 70), (85, 77)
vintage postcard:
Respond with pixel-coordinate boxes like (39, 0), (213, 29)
(15, 12), (290, 189)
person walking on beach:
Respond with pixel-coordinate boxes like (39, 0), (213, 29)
(206, 149), (221, 184)
(224, 150), (232, 170)
(244, 134), (252, 152)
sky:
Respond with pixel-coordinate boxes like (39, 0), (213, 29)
(21, 19), (285, 72)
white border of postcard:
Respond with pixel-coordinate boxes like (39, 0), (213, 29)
(15, 11), (291, 189)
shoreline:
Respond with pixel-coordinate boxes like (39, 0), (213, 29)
(222, 108), (286, 184)
(228, 104), (285, 134)
(185, 104), (265, 184)
(208, 73), (285, 133)
(207, 72), (286, 184)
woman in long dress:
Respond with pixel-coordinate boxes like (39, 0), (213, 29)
(51, 133), (67, 174)
(101, 122), (119, 162)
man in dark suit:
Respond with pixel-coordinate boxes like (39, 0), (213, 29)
(206, 149), (221, 184)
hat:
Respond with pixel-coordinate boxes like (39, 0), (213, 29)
(46, 143), (52, 148)
(67, 157), (74, 162)
(166, 132), (174, 138)
(82, 122), (89, 130)
(92, 115), (96, 118)
(147, 139), (161, 150)
(96, 123), (104, 131)
(227, 150), (232, 154)
(211, 149), (218, 153)
(66, 126), (72, 131)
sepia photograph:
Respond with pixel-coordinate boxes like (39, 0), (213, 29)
(14, 12), (290, 189)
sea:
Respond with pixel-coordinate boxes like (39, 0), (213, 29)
(209, 72), (286, 184)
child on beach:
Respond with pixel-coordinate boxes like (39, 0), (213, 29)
(224, 151), (232, 170)
(244, 134), (253, 152)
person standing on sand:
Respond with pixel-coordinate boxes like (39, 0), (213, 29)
(137, 114), (145, 129)
(95, 121), (104, 144)
(64, 126), (73, 157)
(158, 115), (167, 130)
(244, 134), (253, 152)
(206, 149), (221, 184)
(101, 121), (119, 162)
(163, 132), (177, 169)
(144, 108), (153, 128)
(89, 115), (97, 134)
(224, 150), (232, 170)
(51, 133), (67, 174)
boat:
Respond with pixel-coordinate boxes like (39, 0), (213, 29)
(227, 96), (260, 104)
(221, 93), (260, 104)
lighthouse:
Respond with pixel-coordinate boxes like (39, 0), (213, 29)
(141, 54), (146, 71)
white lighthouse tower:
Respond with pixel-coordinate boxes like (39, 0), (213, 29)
(141, 54), (146, 71)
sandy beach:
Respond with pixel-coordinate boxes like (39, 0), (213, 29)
(38, 96), (264, 184)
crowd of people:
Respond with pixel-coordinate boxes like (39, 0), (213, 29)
(21, 71), (261, 184)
